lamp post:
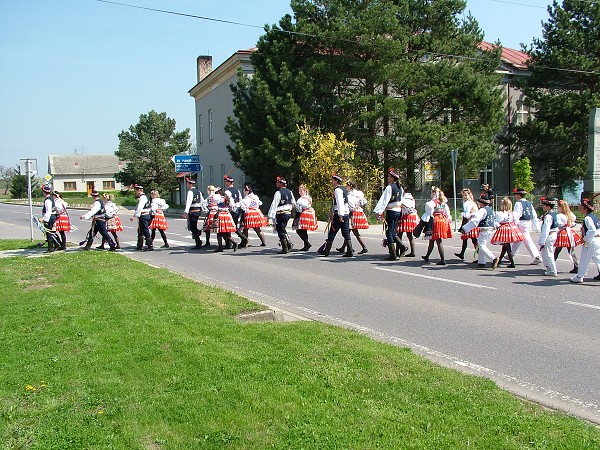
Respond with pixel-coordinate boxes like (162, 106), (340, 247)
(450, 149), (458, 231)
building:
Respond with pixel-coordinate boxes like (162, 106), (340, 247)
(48, 154), (124, 194)
(188, 43), (531, 197)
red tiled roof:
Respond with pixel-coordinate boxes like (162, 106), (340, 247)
(479, 41), (530, 70)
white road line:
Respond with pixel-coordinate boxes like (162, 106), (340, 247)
(375, 267), (496, 290)
(564, 301), (600, 311)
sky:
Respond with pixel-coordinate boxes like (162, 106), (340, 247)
(0, 0), (555, 175)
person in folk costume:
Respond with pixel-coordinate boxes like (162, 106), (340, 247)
(570, 198), (600, 283)
(80, 189), (116, 251)
(223, 175), (249, 249)
(268, 176), (296, 254)
(455, 188), (479, 262)
(239, 184), (268, 247)
(511, 188), (542, 265)
(212, 187), (239, 252)
(462, 194), (499, 269)
(293, 184), (319, 251)
(373, 168), (407, 261)
(490, 197), (524, 269)
(538, 197), (560, 277)
(397, 190), (418, 257)
(183, 178), (205, 250)
(420, 187), (452, 265)
(52, 190), (70, 251)
(103, 194), (123, 249)
(336, 181), (369, 255)
(317, 173), (353, 257)
(554, 200), (582, 274)
(202, 185), (218, 248)
(130, 184), (153, 251)
(40, 185), (61, 252)
(149, 189), (170, 248)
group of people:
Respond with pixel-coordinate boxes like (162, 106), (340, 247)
(39, 171), (600, 284)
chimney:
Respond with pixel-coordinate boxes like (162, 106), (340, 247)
(197, 55), (213, 82)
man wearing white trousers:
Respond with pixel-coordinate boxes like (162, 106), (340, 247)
(462, 195), (498, 269)
(571, 198), (600, 283)
(538, 197), (559, 277)
(511, 188), (542, 265)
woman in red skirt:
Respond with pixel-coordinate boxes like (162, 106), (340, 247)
(202, 186), (218, 247)
(491, 197), (524, 269)
(101, 194), (123, 249)
(294, 184), (319, 251)
(554, 199), (581, 273)
(52, 191), (70, 250)
(149, 190), (170, 248)
(455, 188), (479, 262)
(240, 184), (268, 247)
(422, 187), (452, 265)
(397, 191), (418, 257)
(212, 187), (238, 252)
(337, 181), (369, 254)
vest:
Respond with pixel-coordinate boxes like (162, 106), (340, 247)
(519, 199), (533, 221)
(478, 206), (494, 228)
(93, 198), (106, 218)
(582, 214), (600, 236)
(42, 196), (57, 216)
(191, 188), (202, 204)
(227, 186), (241, 203)
(278, 188), (293, 206)
(545, 211), (558, 229)
(388, 183), (403, 204)
(333, 186), (348, 205)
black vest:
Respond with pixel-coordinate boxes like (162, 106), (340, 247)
(545, 211), (558, 229)
(478, 206), (494, 228)
(191, 188), (202, 204)
(519, 199), (533, 221)
(388, 183), (403, 204)
(333, 186), (348, 205)
(42, 196), (57, 216)
(583, 214), (600, 236)
(227, 186), (241, 203)
(278, 188), (293, 206)
(94, 199), (106, 218)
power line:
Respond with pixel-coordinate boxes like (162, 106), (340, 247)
(95, 0), (600, 76)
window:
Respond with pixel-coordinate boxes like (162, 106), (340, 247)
(63, 181), (77, 191)
(479, 164), (493, 186)
(198, 114), (203, 144)
(516, 101), (530, 125)
(209, 166), (214, 185)
(103, 180), (115, 190)
(208, 109), (213, 141)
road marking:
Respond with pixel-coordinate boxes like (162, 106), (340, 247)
(565, 301), (600, 311)
(375, 267), (496, 290)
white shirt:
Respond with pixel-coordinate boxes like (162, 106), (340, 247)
(462, 206), (492, 233)
(296, 195), (312, 211)
(513, 199), (538, 224)
(462, 199), (477, 219)
(82, 199), (104, 220)
(240, 193), (262, 211)
(133, 194), (149, 218)
(55, 198), (68, 215)
(105, 201), (119, 218)
(333, 186), (349, 216)
(151, 197), (169, 213)
(373, 184), (403, 215)
(268, 190), (295, 219)
(582, 214), (600, 244)
(538, 212), (560, 245)
(184, 188), (204, 214)
(42, 196), (54, 222)
(401, 194), (416, 215)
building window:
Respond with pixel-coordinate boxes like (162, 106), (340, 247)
(221, 164), (225, 181)
(516, 101), (530, 125)
(198, 114), (203, 144)
(209, 166), (214, 186)
(63, 181), (77, 191)
(208, 109), (213, 141)
(103, 181), (115, 190)
(479, 164), (493, 187)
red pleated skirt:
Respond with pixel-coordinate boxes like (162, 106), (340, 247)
(244, 209), (268, 229)
(350, 210), (369, 230)
(397, 212), (418, 233)
(491, 222), (524, 244)
(54, 213), (71, 232)
(107, 216), (124, 232)
(150, 211), (168, 230)
(203, 210), (217, 231)
(555, 228), (582, 248)
(431, 215), (452, 239)
(461, 227), (479, 239)
(298, 208), (318, 231)
(212, 210), (237, 233)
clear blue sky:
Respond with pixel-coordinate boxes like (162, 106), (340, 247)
(0, 0), (553, 174)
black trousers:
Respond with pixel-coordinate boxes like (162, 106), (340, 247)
(327, 213), (350, 241)
(275, 213), (290, 240)
(188, 209), (202, 237)
(138, 214), (152, 242)
(93, 219), (113, 245)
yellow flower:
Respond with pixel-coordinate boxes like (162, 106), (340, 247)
(25, 385), (35, 392)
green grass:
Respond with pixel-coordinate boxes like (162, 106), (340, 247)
(1, 251), (599, 449)
(0, 239), (40, 251)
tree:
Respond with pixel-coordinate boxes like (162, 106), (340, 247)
(226, 0), (504, 194)
(0, 165), (15, 194)
(9, 167), (39, 199)
(115, 110), (191, 195)
(510, 1), (600, 189)
(512, 157), (535, 198)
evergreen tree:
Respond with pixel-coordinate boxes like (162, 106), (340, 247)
(510, 0), (600, 189)
(115, 110), (191, 195)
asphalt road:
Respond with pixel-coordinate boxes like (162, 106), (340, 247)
(2, 202), (599, 424)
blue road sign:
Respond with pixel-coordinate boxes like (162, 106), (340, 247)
(173, 154), (201, 173)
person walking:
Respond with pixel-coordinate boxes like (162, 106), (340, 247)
(317, 174), (352, 257)
(397, 190), (418, 257)
(268, 176), (295, 254)
(183, 178), (204, 250)
(373, 168), (406, 261)
(421, 187), (452, 265)
(336, 181), (369, 255)
(149, 189), (170, 248)
(212, 187), (239, 252)
(455, 188), (479, 262)
(554, 199), (581, 274)
(130, 184), (153, 251)
(294, 184), (318, 251)
(491, 197), (524, 269)
(40, 185), (60, 252)
(239, 184), (268, 247)
(570, 198), (600, 283)
(80, 189), (116, 251)
(202, 185), (218, 248)
(104, 194), (123, 249)
(223, 175), (249, 248)
(52, 190), (70, 251)
(511, 188), (542, 265)
(538, 197), (559, 277)
(462, 194), (498, 269)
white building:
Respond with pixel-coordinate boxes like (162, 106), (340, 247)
(48, 154), (124, 194)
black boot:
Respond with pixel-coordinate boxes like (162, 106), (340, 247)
(318, 240), (333, 256)
(97, 238), (106, 250)
(343, 239), (354, 257)
(46, 239), (55, 253)
(192, 235), (202, 249)
(203, 232), (211, 247)
(279, 239), (289, 254)
(83, 237), (93, 251)
(387, 243), (397, 261)
(136, 236), (144, 251)
(394, 236), (407, 257)
(114, 235), (121, 249)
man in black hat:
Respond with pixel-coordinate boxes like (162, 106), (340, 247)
(462, 195), (498, 269)
(372, 168), (406, 260)
(80, 189), (116, 251)
(130, 184), (153, 251)
(40, 184), (61, 252)
(538, 197), (559, 276)
(267, 176), (295, 253)
(318, 173), (353, 257)
(183, 178), (204, 249)
(511, 188), (541, 265)
(223, 175), (249, 248)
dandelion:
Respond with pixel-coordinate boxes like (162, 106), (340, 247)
(25, 385), (35, 392)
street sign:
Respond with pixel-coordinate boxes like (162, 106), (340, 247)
(173, 154), (201, 173)
(44, 174), (53, 182)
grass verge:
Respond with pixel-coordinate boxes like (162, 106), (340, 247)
(1, 250), (599, 449)
(0, 239), (40, 251)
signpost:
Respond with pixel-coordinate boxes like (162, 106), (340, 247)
(20, 158), (37, 241)
(450, 149), (459, 231)
(172, 154), (201, 173)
